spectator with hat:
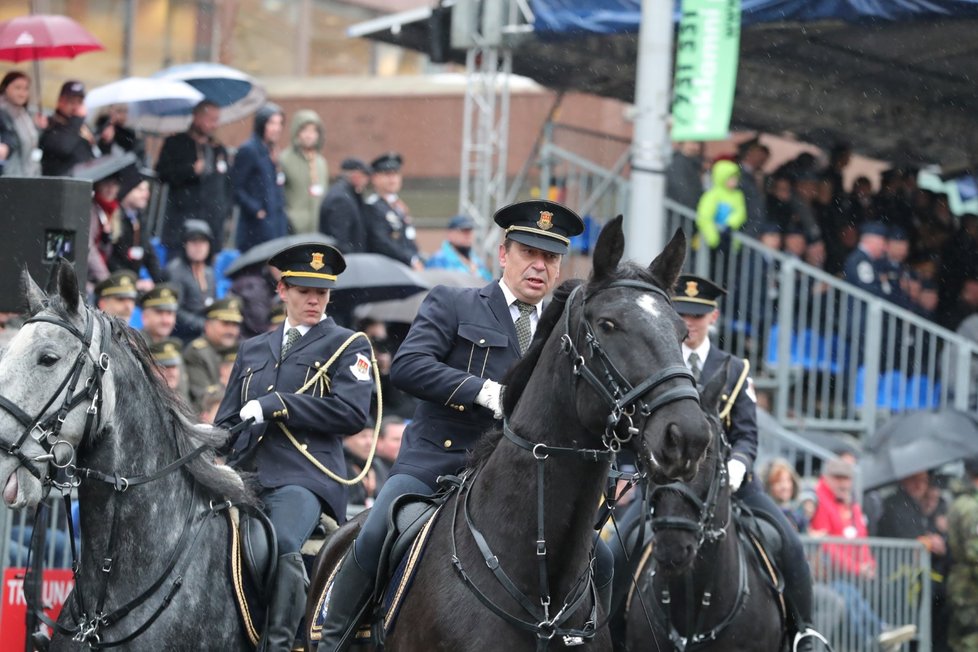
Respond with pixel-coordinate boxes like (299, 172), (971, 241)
(107, 164), (163, 287)
(232, 103), (289, 253)
(364, 151), (422, 269)
(183, 297), (242, 412)
(138, 284), (180, 345)
(39, 80), (95, 177)
(216, 241), (373, 651)
(843, 221), (892, 300)
(280, 109), (327, 235)
(695, 159), (746, 276)
(319, 199), (588, 650)
(166, 219), (217, 341)
(149, 337), (190, 406)
(319, 157), (372, 253)
(424, 214), (492, 281)
(93, 270), (139, 321)
(156, 100), (232, 261)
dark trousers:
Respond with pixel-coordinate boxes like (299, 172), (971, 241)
(262, 485), (322, 554)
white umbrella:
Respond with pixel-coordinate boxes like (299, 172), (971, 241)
(152, 62), (267, 131)
(84, 77), (205, 132)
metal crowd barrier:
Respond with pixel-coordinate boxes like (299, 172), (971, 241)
(800, 535), (932, 652)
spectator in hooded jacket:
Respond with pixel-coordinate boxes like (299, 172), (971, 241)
(232, 103), (289, 252)
(280, 109), (328, 235)
(696, 159), (746, 277)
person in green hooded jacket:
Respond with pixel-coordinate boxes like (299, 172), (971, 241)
(695, 158), (747, 248)
(280, 109), (328, 234)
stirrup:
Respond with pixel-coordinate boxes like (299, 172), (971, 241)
(793, 627), (831, 652)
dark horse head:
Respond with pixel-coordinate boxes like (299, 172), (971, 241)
(649, 365), (730, 571)
(502, 216), (711, 483)
(0, 261), (250, 511)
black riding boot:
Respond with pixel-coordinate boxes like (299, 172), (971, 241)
(781, 551), (831, 652)
(319, 550), (375, 652)
(259, 553), (308, 652)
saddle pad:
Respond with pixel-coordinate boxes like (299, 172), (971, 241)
(226, 507), (264, 647)
(309, 506), (441, 645)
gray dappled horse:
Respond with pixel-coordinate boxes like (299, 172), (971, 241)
(310, 217), (712, 651)
(0, 262), (255, 650)
(625, 369), (785, 651)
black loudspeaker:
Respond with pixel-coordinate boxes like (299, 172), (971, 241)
(429, 4), (453, 64)
(0, 177), (91, 312)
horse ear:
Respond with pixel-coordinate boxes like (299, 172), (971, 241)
(591, 215), (625, 281)
(648, 228), (687, 292)
(700, 359), (729, 414)
(22, 268), (46, 315)
(56, 260), (80, 315)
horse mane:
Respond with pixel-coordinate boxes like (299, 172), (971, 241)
(47, 298), (256, 506)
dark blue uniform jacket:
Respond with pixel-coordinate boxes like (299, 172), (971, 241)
(389, 282), (521, 487)
(700, 347), (758, 470)
(216, 318), (372, 523)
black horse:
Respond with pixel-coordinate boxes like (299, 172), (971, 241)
(624, 369), (785, 651)
(309, 216), (713, 650)
(0, 263), (257, 649)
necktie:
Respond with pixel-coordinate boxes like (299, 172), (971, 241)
(688, 352), (702, 383)
(282, 328), (301, 357)
(514, 300), (535, 355)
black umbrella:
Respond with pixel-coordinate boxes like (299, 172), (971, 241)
(860, 409), (978, 490)
(224, 233), (336, 278)
(330, 253), (429, 305)
(353, 269), (487, 323)
(72, 152), (138, 182)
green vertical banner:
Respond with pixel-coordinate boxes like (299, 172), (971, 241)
(671, 0), (742, 141)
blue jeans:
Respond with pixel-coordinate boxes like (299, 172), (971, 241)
(830, 579), (883, 641)
(262, 485), (322, 554)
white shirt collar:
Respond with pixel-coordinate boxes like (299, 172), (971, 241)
(498, 280), (542, 318)
(282, 314), (325, 345)
(681, 338), (711, 368)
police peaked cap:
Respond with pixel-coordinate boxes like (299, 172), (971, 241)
(860, 221), (889, 237)
(149, 337), (183, 367)
(672, 275), (726, 316)
(268, 242), (346, 289)
(205, 297), (244, 323)
(493, 200), (585, 255)
(95, 270), (139, 300)
(371, 152), (403, 173)
(139, 283), (180, 311)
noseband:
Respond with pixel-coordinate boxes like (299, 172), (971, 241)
(0, 308), (110, 485)
(560, 280), (700, 454)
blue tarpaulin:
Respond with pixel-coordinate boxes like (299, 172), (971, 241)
(531, 0), (978, 35)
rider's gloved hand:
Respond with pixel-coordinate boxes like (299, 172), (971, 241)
(727, 458), (747, 492)
(475, 380), (504, 420)
(239, 399), (264, 425)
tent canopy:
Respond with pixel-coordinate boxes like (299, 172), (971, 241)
(350, 0), (978, 165)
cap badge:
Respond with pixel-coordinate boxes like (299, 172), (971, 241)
(537, 211), (553, 231)
(161, 289), (173, 300)
(685, 281), (699, 298)
(120, 275), (133, 287)
(163, 343), (176, 356)
(310, 252), (325, 271)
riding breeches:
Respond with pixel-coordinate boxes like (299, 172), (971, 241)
(262, 485), (322, 554)
(736, 479), (814, 622)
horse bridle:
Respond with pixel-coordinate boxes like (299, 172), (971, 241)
(0, 307), (110, 486)
(450, 279), (703, 650)
(560, 280), (701, 454)
(649, 413), (731, 546)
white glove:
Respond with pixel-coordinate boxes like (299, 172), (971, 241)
(475, 380), (504, 420)
(727, 459), (747, 492)
(239, 400), (264, 425)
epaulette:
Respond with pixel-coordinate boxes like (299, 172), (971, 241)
(365, 193), (379, 205)
(191, 338), (209, 350)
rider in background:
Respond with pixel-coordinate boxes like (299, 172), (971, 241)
(319, 200), (590, 651)
(673, 274), (830, 652)
(216, 242), (373, 651)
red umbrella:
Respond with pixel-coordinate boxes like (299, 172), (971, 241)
(0, 14), (103, 62)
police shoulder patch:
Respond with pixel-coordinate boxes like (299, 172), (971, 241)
(745, 377), (757, 403)
(349, 353), (371, 382)
(857, 260), (875, 284)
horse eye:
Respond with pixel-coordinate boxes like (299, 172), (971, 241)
(598, 318), (616, 332)
(39, 352), (60, 367)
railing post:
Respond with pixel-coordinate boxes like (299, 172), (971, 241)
(774, 257), (797, 424)
(539, 121), (554, 198)
(920, 545), (932, 652)
(954, 341), (974, 411)
(862, 302), (883, 437)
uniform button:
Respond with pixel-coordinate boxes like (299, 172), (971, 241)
(458, 406), (465, 412)
(267, 385), (274, 391)
(246, 368), (252, 373)
(478, 338), (485, 345)
(314, 361), (321, 368)
(301, 444), (308, 451)
(443, 439), (452, 448)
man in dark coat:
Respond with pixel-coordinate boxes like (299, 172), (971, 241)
(673, 275), (830, 652)
(232, 103), (289, 252)
(40, 81), (95, 177)
(319, 200), (588, 651)
(216, 242), (372, 651)
(319, 157), (371, 252)
(155, 100), (232, 260)
(363, 152), (421, 268)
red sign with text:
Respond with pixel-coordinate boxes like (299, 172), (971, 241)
(1, 568), (74, 647)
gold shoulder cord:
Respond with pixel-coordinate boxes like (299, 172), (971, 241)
(718, 358), (750, 424)
(276, 331), (383, 486)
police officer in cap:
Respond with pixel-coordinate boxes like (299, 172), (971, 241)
(673, 275), (830, 652)
(138, 284), (180, 344)
(93, 270), (139, 321)
(319, 200), (593, 651)
(216, 242), (373, 652)
(149, 337), (190, 405)
(183, 297), (242, 412)
(843, 221), (891, 300)
(364, 152), (422, 269)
